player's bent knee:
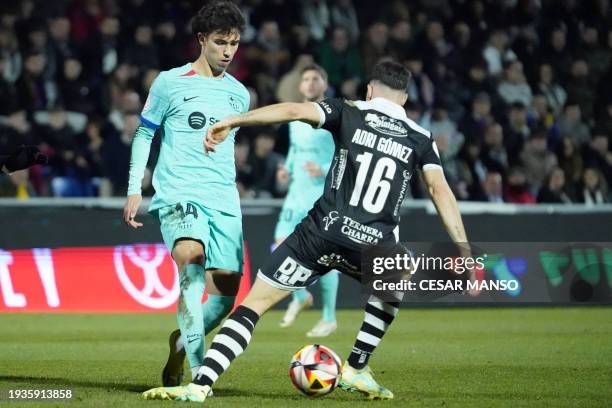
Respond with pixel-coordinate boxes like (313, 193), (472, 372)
(172, 241), (204, 269)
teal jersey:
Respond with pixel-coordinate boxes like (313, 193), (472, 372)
(284, 121), (334, 208)
(140, 63), (250, 215)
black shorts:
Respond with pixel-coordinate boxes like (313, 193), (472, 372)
(258, 219), (407, 291)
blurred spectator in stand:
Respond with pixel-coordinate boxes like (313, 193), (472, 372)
(504, 102), (531, 164)
(286, 25), (314, 59)
(235, 137), (253, 198)
(542, 27), (573, 81)
(432, 63), (468, 122)
(404, 53), (434, 112)
(579, 167), (609, 204)
(416, 20), (451, 77)
(556, 136), (583, 198)
(16, 52), (57, 111)
(497, 60), (533, 108)
(461, 59), (496, 103)
(331, 0), (359, 44)
(80, 16), (120, 81)
(48, 16), (75, 75)
(108, 89), (141, 135)
(301, 0), (330, 43)
(105, 63), (139, 114)
(0, 27), (22, 84)
(317, 26), (364, 96)
(59, 58), (95, 114)
(0, 110), (35, 148)
(245, 130), (284, 197)
(598, 101), (612, 137)
(101, 112), (140, 195)
(581, 25), (610, 83)
(388, 20), (412, 62)
(35, 106), (92, 196)
(248, 20), (290, 106)
(537, 166), (572, 203)
(565, 59), (596, 123)
(520, 129), (558, 191)
(23, 19), (57, 79)
(445, 22), (476, 78)
(480, 122), (509, 174)
(505, 166), (536, 204)
(482, 29), (517, 77)
(0, 55), (21, 115)
(361, 22), (389, 75)
(582, 130), (612, 186)
(82, 117), (106, 194)
(528, 93), (554, 132)
(457, 141), (487, 200)
(430, 103), (464, 184)
(155, 19), (184, 71)
(67, 0), (104, 44)
(123, 24), (159, 72)
(479, 171), (504, 203)
(537, 63), (567, 116)
(558, 102), (590, 148)
(380, 0), (411, 24)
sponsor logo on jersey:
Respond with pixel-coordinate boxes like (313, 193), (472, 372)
(273, 257), (313, 285)
(322, 211), (339, 231)
(317, 253), (358, 272)
(340, 216), (383, 245)
(394, 171), (412, 216)
(228, 95), (241, 112)
(364, 113), (408, 137)
(188, 112), (206, 129)
(319, 101), (332, 114)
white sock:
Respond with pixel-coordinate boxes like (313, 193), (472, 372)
(191, 366), (202, 381)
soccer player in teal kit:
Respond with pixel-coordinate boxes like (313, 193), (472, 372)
(275, 64), (339, 337)
(122, 1), (249, 387)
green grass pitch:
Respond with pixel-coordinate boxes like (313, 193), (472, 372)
(1, 308), (611, 407)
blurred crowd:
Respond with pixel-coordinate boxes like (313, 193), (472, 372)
(0, 0), (611, 205)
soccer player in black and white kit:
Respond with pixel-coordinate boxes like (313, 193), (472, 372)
(143, 60), (477, 402)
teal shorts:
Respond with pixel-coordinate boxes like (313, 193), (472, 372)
(274, 205), (310, 240)
(158, 202), (243, 273)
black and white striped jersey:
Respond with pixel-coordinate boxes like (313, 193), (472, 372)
(303, 97), (443, 250)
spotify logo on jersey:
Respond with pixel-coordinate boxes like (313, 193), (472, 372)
(188, 112), (206, 129)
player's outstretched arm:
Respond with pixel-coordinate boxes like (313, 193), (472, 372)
(123, 125), (155, 228)
(423, 168), (480, 295)
(205, 102), (321, 153)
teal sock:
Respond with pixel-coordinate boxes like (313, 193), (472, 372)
(202, 294), (235, 333)
(320, 271), (339, 323)
(177, 264), (205, 368)
(292, 288), (310, 304)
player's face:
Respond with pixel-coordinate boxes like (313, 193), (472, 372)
(299, 70), (327, 101)
(200, 30), (240, 73)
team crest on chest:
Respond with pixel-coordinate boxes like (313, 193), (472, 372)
(228, 95), (241, 112)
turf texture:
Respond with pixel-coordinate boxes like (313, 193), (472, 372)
(1, 307), (611, 407)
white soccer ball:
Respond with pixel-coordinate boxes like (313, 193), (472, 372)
(289, 344), (342, 397)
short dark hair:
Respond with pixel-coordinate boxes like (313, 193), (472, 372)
(191, 1), (245, 37)
(301, 63), (328, 82)
(369, 60), (411, 92)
